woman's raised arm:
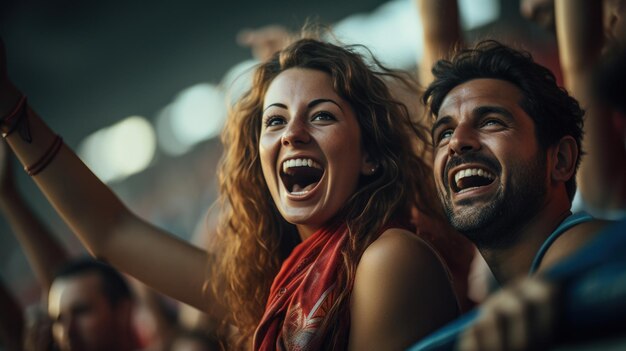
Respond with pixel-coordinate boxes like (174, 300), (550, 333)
(0, 38), (213, 314)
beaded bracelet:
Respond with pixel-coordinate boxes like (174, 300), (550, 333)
(24, 135), (63, 176)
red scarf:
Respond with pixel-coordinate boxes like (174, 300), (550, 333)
(253, 222), (350, 351)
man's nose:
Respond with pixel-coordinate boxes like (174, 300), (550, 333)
(448, 123), (480, 156)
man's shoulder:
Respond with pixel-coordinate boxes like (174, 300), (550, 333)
(540, 219), (614, 271)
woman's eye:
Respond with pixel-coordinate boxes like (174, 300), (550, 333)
(312, 111), (336, 122)
(264, 116), (285, 127)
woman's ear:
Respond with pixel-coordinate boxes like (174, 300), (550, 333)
(361, 152), (379, 176)
(550, 135), (578, 183)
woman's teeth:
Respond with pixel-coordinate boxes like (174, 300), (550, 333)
(282, 158), (322, 174)
(280, 158), (324, 195)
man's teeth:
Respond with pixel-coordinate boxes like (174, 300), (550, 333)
(454, 168), (495, 185)
(282, 158), (322, 173)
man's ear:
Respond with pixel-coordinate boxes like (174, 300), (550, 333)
(550, 135), (578, 182)
(361, 152), (379, 176)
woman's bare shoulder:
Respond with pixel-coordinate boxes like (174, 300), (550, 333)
(360, 227), (442, 270)
(349, 227), (459, 350)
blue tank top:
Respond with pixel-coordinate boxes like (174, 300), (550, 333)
(528, 212), (595, 274)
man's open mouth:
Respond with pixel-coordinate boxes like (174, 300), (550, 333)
(280, 158), (324, 195)
(451, 167), (496, 193)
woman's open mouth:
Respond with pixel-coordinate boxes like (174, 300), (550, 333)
(280, 158), (324, 196)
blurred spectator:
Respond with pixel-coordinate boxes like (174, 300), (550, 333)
(0, 139), (213, 351)
(48, 259), (139, 351)
(167, 329), (220, 351)
(520, 0), (556, 32)
(556, 0), (626, 218)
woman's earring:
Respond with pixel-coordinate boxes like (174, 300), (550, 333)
(369, 164), (378, 175)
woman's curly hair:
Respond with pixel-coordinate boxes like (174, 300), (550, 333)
(209, 37), (440, 349)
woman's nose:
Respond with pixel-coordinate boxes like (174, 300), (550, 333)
(281, 119), (311, 146)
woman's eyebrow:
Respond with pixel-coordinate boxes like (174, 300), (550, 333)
(308, 98), (343, 111)
(263, 99), (343, 113)
(263, 103), (287, 113)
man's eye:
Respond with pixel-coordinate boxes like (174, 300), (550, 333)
(312, 111), (336, 122)
(264, 116), (285, 127)
(483, 119), (503, 127)
(436, 130), (453, 144)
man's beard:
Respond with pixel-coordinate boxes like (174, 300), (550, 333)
(441, 152), (547, 250)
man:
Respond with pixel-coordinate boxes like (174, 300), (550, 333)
(427, 40), (609, 285)
(47, 259), (138, 351)
(413, 40), (617, 350)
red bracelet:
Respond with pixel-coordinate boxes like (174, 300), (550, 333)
(24, 135), (63, 176)
(1, 95), (27, 138)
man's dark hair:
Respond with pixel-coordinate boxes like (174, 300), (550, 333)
(55, 258), (132, 306)
(423, 40), (584, 201)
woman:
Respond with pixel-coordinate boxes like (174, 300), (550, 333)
(0, 37), (459, 350)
